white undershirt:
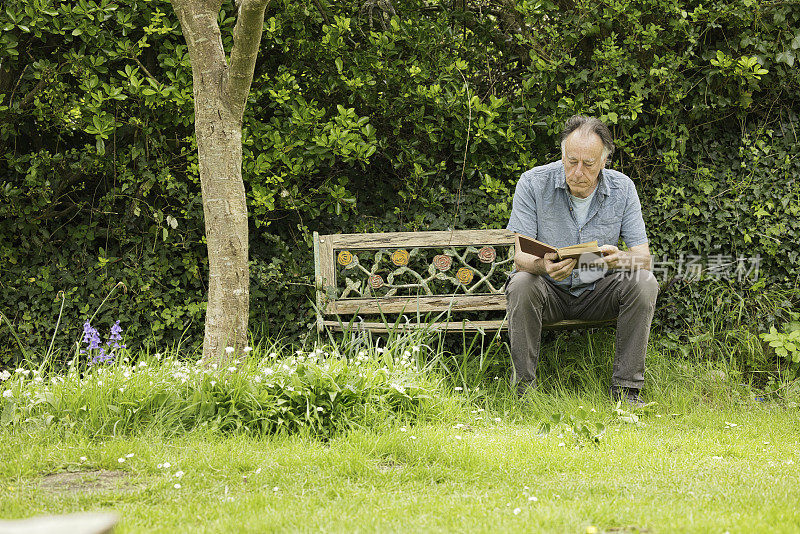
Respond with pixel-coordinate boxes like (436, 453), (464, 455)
(569, 187), (597, 228)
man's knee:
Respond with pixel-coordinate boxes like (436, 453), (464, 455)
(506, 272), (548, 307)
(624, 270), (659, 306)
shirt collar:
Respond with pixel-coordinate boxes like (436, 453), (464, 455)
(556, 165), (610, 197)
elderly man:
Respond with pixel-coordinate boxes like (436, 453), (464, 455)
(505, 115), (658, 405)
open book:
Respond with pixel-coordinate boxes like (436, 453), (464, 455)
(516, 234), (604, 261)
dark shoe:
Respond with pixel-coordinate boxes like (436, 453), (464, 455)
(516, 380), (536, 398)
(610, 385), (646, 408)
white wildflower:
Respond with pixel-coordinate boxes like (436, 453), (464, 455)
(174, 471), (184, 478)
(126, 453), (134, 458)
(163, 462), (171, 468)
(118, 458), (126, 463)
(243, 346), (253, 353)
(3, 390), (13, 398)
(316, 407), (324, 412)
(400, 427), (407, 432)
(80, 457), (87, 462)
(174, 483), (181, 489)
(513, 508), (521, 515)
(225, 346), (235, 354)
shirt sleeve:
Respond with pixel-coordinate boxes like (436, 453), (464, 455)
(506, 174), (537, 238)
(620, 182), (648, 247)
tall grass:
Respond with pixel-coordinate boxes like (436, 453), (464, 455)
(0, 336), (463, 439)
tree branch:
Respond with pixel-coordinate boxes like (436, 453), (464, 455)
(31, 202), (81, 222)
(133, 56), (166, 89)
(311, 0), (332, 25)
(225, 0), (271, 121)
(170, 0), (227, 87)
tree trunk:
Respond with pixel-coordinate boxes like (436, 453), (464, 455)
(195, 94), (249, 361)
(170, 0), (271, 362)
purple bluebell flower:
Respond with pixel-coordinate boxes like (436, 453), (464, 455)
(107, 320), (126, 349)
(83, 320), (123, 365)
(82, 321), (102, 351)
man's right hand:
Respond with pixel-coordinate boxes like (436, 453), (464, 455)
(536, 252), (577, 281)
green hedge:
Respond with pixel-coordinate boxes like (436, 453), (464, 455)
(1, 0), (798, 365)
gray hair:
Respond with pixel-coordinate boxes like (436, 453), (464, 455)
(559, 115), (615, 161)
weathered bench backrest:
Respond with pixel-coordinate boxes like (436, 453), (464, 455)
(313, 229), (515, 332)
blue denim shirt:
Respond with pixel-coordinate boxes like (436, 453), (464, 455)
(507, 161), (649, 296)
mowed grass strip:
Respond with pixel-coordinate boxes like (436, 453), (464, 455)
(2, 398), (799, 533)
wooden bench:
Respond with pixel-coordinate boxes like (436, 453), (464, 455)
(313, 229), (614, 334)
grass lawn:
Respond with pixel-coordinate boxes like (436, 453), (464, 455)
(3, 392), (799, 533)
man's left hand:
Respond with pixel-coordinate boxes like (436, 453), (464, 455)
(599, 244), (652, 270)
(599, 244), (622, 269)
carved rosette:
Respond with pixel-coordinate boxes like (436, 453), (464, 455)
(368, 274), (384, 289)
(391, 249), (409, 266)
(337, 250), (353, 266)
(478, 246), (496, 263)
(456, 267), (473, 285)
(433, 254), (452, 271)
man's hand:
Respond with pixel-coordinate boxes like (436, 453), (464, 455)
(538, 252), (576, 281)
(599, 244), (652, 270)
(599, 244), (622, 269)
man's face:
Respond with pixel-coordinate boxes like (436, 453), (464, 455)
(562, 130), (606, 199)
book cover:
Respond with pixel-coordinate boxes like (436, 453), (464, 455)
(517, 234), (602, 261)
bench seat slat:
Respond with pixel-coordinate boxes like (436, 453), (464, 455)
(327, 294), (508, 315)
(323, 318), (614, 333)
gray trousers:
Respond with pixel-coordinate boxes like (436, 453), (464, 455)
(505, 270), (659, 390)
